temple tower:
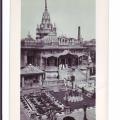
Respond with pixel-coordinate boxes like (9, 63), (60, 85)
(36, 0), (57, 40)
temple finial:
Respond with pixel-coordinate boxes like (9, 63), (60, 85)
(27, 31), (31, 38)
(45, 0), (47, 10)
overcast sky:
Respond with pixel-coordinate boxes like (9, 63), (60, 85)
(21, 0), (95, 40)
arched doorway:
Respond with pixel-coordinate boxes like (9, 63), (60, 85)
(67, 56), (72, 66)
(59, 53), (78, 67)
(63, 116), (75, 120)
(47, 56), (57, 66)
(66, 54), (78, 67)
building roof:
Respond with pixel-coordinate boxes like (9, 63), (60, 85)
(21, 64), (44, 75)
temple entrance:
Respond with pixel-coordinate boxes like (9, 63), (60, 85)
(61, 58), (65, 65)
(67, 57), (72, 67)
(65, 54), (78, 67)
(42, 50), (88, 68)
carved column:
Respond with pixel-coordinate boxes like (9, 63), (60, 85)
(78, 57), (79, 66)
(56, 58), (58, 67)
(40, 57), (43, 67)
(39, 53), (44, 67)
(34, 57), (37, 66)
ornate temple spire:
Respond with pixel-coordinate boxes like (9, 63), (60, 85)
(36, 0), (57, 40)
(45, 0), (48, 11)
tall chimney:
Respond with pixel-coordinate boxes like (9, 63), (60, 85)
(78, 26), (81, 42)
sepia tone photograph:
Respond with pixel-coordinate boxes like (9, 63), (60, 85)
(20, 0), (96, 120)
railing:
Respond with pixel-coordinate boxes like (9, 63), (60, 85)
(21, 41), (44, 48)
(21, 41), (85, 49)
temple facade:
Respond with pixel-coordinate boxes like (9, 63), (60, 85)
(21, 0), (95, 71)
(20, 1), (96, 120)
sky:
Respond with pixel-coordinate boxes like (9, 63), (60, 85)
(21, 0), (95, 40)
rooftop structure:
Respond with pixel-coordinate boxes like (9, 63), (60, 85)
(36, 0), (57, 41)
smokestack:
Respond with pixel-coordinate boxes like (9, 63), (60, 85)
(78, 26), (81, 42)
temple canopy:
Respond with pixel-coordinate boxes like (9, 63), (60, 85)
(76, 53), (87, 57)
(59, 50), (77, 57)
(21, 64), (44, 75)
(42, 50), (87, 58)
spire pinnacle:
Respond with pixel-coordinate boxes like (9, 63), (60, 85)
(45, 0), (47, 10)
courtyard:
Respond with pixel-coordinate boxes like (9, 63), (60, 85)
(20, 65), (95, 120)
(20, 0), (96, 119)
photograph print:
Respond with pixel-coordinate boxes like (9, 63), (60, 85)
(20, 0), (96, 120)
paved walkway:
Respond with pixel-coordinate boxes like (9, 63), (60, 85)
(59, 68), (86, 82)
